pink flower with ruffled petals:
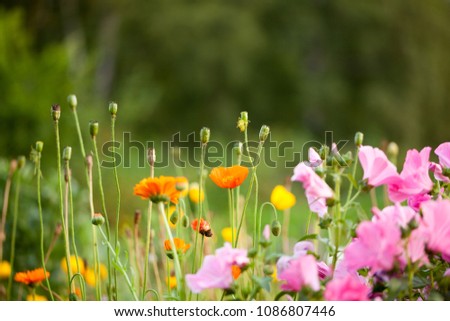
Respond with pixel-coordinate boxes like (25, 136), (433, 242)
(408, 193), (432, 212)
(278, 255), (320, 292)
(371, 204), (417, 228)
(429, 162), (450, 183)
(344, 220), (403, 273)
(388, 147), (433, 202)
(324, 275), (370, 301)
(407, 228), (428, 266)
(307, 147), (322, 168)
(291, 163), (334, 217)
(186, 243), (249, 293)
(358, 146), (399, 187)
(420, 200), (450, 258)
(435, 142), (450, 168)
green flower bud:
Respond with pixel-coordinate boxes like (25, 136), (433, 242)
(259, 125), (270, 142)
(271, 220), (281, 236)
(92, 213), (105, 226)
(67, 94), (77, 110)
(263, 265), (274, 276)
(63, 146), (72, 161)
(319, 216), (332, 229)
(247, 248), (258, 258)
(51, 104), (61, 121)
(237, 111), (249, 132)
(200, 127), (210, 145)
(36, 141), (44, 153)
(89, 120), (99, 138)
(354, 132), (364, 147)
(17, 156), (26, 169)
(109, 101), (118, 116)
(69, 293), (78, 301)
(181, 215), (189, 228)
(387, 142), (399, 163)
(170, 210), (179, 225)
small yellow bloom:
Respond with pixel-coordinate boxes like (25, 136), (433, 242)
(26, 294), (48, 301)
(0, 261), (11, 279)
(83, 264), (108, 287)
(60, 255), (85, 275)
(167, 276), (177, 289)
(221, 227), (236, 243)
(189, 183), (205, 204)
(270, 185), (296, 210)
(271, 266), (278, 283)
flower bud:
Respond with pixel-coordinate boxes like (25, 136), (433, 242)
(237, 111), (249, 132)
(247, 248), (258, 258)
(181, 215), (189, 228)
(319, 216), (332, 229)
(170, 210), (179, 225)
(63, 146), (72, 161)
(147, 148), (156, 167)
(200, 127), (210, 145)
(91, 213), (105, 226)
(319, 145), (329, 160)
(67, 94), (77, 110)
(263, 265), (274, 276)
(8, 159), (17, 176)
(69, 293), (78, 301)
(17, 156), (26, 169)
(51, 104), (61, 121)
(259, 125), (270, 142)
(89, 120), (99, 138)
(134, 209), (141, 225)
(36, 141), (44, 153)
(271, 220), (281, 236)
(109, 101), (118, 116)
(387, 142), (399, 160)
(354, 132), (364, 147)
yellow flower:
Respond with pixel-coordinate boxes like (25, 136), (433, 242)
(189, 183), (204, 204)
(0, 261), (11, 279)
(60, 255), (85, 275)
(270, 185), (296, 210)
(168, 206), (184, 228)
(26, 294), (48, 301)
(221, 227), (236, 243)
(271, 266), (278, 283)
(167, 276), (177, 289)
(84, 264), (108, 287)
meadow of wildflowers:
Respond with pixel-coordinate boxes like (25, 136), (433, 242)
(0, 96), (449, 302)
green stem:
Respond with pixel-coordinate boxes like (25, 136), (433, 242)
(36, 152), (54, 301)
(305, 211), (313, 235)
(97, 227), (139, 301)
(111, 115), (121, 300)
(92, 136), (113, 300)
(228, 189), (235, 246)
(331, 175), (342, 271)
(142, 200), (153, 300)
(6, 169), (22, 300)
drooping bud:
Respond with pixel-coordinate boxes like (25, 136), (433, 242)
(51, 104), (61, 121)
(89, 120), (99, 138)
(91, 213), (105, 226)
(69, 293), (78, 301)
(63, 146), (72, 161)
(17, 156), (26, 169)
(170, 210), (179, 225)
(109, 101), (118, 116)
(237, 111), (249, 132)
(259, 125), (270, 142)
(181, 215), (189, 228)
(200, 127), (210, 145)
(354, 132), (364, 147)
(191, 218), (213, 237)
(36, 141), (44, 153)
(271, 220), (281, 236)
(67, 94), (77, 110)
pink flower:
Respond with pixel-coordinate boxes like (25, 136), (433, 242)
(429, 162), (450, 183)
(278, 255), (320, 292)
(444, 269), (450, 278)
(371, 204), (417, 228)
(291, 163), (334, 217)
(307, 147), (322, 168)
(344, 220), (403, 273)
(358, 146), (399, 187)
(388, 147), (433, 202)
(324, 275), (370, 301)
(420, 200), (450, 258)
(407, 193), (432, 212)
(186, 243), (249, 293)
(435, 142), (450, 168)
(406, 228), (428, 266)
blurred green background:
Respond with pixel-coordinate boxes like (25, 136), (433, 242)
(1, 0), (450, 298)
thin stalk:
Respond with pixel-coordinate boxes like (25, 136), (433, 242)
(36, 151), (54, 301)
(111, 114), (121, 300)
(63, 167), (75, 294)
(228, 189), (235, 246)
(331, 175), (342, 271)
(6, 168), (22, 300)
(44, 224), (62, 264)
(133, 212), (143, 291)
(0, 160), (15, 262)
(97, 227), (139, 301)
(92, 136), (113, 300)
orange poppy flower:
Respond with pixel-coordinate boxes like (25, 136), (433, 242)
(231, 265), (241, 280)
(191, 218), (213, 237)
(164, 238), (191, 254)
(14, 268), (49, 286)
(209, 166), (249, 189)
(133, 176), (182, 204)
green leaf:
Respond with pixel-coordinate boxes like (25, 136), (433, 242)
(298, 234), (317, 242)
(252, 276), (272, 292)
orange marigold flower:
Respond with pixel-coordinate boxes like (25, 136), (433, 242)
(133, 176), (182, 204)
(231, 265), (241, 280)
(164, 238), (191, 254)
(191, 218), (213, 237)
(209, 166), (249, 189)
(14, 268), (49, 286)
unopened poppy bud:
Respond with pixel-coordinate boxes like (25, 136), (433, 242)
(354, 132), (364, 147)
(147, 149), (156, 167)
(67, 94), (77, 110)
(109, 101), (118, 116)
(134, 209), (141, 225)
(89, 120), (99, 138)
(69, 293), (78, 301)
(181, 215), (189, 228)
(17, 156), (26, 169)
(259, 125), (270, 142)
(237, 111), (249, 132)
(263, 265), (274, 276)
(63, 146), (72, 161)
(271, 220), (281, 236)
(170, 210), (179, 225)
(51, 104), (61, 121)
(36, 141), (44, 153)
(92, 213), (105, 226)
(200, 127), (210, 145)
(247, 248), (258, 258)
